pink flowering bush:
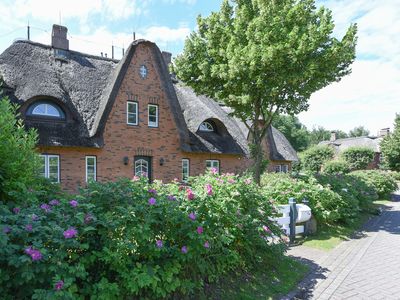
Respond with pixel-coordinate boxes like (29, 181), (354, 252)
(1, 171), (284, 299)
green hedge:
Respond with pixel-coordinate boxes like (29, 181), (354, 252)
(340, 146), (374, 170)
(300, 146), (334, 173)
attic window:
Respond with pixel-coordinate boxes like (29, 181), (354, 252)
(27, 102), (65, 119)
(199, 121), (214, 132)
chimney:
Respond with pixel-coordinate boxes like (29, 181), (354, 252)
(162, 51), (172, 67)
(52, 24), (69, 50)
(379, 128), (390, 137)
(330, 131), (337, 142)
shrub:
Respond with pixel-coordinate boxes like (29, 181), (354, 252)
(1, 172), (284, 299)
(380, 114), (400, 171)
(315, 173), (377, 212)
(261, 173), (359, 224)
(323, 160), (350, 174)
(0, 98), (41, 203)
(351, 170), (398, 198)
(300, 146), (334, 173)
(340, 146), (374, 170)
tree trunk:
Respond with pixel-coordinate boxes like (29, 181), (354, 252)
(250, 130), (265, 185)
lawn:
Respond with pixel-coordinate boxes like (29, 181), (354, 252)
(300, 199), (392, 251)
(201, 256), (309, 300)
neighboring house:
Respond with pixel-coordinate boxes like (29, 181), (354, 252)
(0, 24), (298, 191)
(319, 130), (390, 169)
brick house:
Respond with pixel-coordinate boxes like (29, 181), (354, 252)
(0, 25), (297, 192)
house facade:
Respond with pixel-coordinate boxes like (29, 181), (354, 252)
(0, 25), (297, 192)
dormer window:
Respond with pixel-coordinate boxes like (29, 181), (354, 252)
(199, 121), (215, 132)
(27, 101), (65, 119)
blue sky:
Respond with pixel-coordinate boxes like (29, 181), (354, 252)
(0, 0), (399, 136)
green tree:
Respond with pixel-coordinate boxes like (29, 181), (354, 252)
(174, 0), (357, 184)
(380, 114), (400, 171)
(0, 90), (40, 202)
(349, 126), (370, 137)
(308, 126), (331, 145)
(272, 114), (310, 151)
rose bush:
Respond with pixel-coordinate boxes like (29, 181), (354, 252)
(1, 171), (284, 299)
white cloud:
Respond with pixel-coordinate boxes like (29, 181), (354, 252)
(299, 0), (400, 135)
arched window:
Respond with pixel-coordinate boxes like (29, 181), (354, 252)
(27, 101), (65, 119)
(135, 159), (149, 178)
(199, 121), (214, 132)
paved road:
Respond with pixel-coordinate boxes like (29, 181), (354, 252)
(285, 194), (400, 300)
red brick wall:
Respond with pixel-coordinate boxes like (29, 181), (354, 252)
(36, 43), (250, 192)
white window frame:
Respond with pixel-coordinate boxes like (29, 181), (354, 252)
(274, 165), (282, 173)
(182, 159), (190, 182)
(135, 159), (149, 178)
(127, 101), (138, 125)
(85, 156), (97, 182)
(199, 121), (214, 132)
(206, 160), (220, 173)
(40, 154), (60, 183)
(148, 104), (159, 127)
(281, 165), (289, 173)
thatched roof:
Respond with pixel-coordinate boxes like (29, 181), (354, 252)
(319, 136), (382, 153)
(0, 39), (297, 161)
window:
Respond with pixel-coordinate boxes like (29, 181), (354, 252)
(86, 156), (97, 182)
(182, 159), (189, 182)
(199, 121), (214, 132)
(148, 104), (158, 127)
(40, 155), (60, 183)
(139, 65), (148, 79)
(206, 160), (220, 173)
(127, 102), (138, 125)
(135, 159), (149, 177)
(27, 102), (65, 119)
(275, 165), (288, 173)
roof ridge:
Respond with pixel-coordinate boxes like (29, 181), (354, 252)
(13, 39), (120, 63)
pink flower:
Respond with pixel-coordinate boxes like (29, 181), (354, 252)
(148, 198), (156, 205)
(49, 199), (60, 206)
(25, 224), (33, 232)
(84, 213), (93, 224)
(167, 195), (176, 201)
(25, 247), (42, 261)
(55, 280), (64, 291)
(205, 184), (213, 196)
(244, 178), (252, 185)
(186, 188), (195, 200)
(189, 212), (196, 221)
(262, 225), (271, 233)
(210, 167), (218, 175)
(31, 214), (39, 221)
(204, 241), (210, 248)
(156, 240), (163, 248)
(132, 176), (140, 182)
(197, 226), (203, 234)
(148, 189), (157, 195)
(40, 203), (51, 213)
(181, 246), (188, 253)
(69, 200), (78, 207)
(3, 226), (11, 234)
(13, 207), (20, 214)
(228, 178), (235, 184)
(63, 227), (78, 239)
